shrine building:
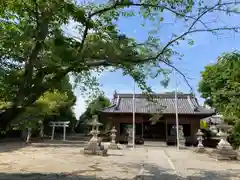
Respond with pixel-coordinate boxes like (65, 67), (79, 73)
(99, 92), (215, 145)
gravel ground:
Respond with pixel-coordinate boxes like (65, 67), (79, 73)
(0, 141), (239, 180)
(164, 147), (240, 180)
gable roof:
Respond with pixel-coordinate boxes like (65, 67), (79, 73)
(101, 93), (215, 115)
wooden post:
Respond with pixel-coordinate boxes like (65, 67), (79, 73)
(165, 119), (168, 144)
(51, 125), (55, 140)
(63, 124), (66, 141)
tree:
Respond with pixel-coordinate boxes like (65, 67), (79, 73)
(198, 51), (240, 147)
(75, 95), (110, 133)
(80, 95), (111, 120)
(1, 0), (240, 130)
(0, 71), (76, 140)
(199, 51), (240, 123)
(9, 90), (71, 143)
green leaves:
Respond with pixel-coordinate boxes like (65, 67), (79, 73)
(188, 39), (194, 46)
(79, 95), (111, 125)
(1, 0), (240, 130)
(198, 51), (240, 127)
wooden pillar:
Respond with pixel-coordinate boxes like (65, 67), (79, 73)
(115, 121), (120, 141)
(51, 125), (55, 140)
(63, 125), (66, 141)
(165, 118), (168, 143)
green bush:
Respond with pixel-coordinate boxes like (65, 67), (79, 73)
(228, 120), (240, 149)
(201, 128), (216, 139)
(228, 131), (240, 149)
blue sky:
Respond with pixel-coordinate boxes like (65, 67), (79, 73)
(72, 2), (240, 118)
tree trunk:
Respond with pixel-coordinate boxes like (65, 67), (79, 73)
(0, 70), (70, 130)
(0, 87), (48, 130)
(21, 129), (27, 141)
(26, 128), (32, 144)
(0, 106), (25, 130)
(39, 121), (44, 139)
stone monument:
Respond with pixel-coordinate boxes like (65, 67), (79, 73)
(195, 129), (205, 153)
(83, 115), (108, 156)
(178, 125), (186, 148)
(108, 126), (119, 149)
(170, 125), (186, 148)
(127, 126), (133, 147)
(213, 123), (237, 160)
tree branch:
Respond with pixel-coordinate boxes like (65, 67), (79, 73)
(83, 1), (240, 91)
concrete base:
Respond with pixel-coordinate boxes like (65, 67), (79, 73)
(210, 148), (237, 160)
(194, 147), (206, 153)
(109, 143), (119, 150)
(82, 138), (108, 156)
(237, 149), (240, 160)
(82, 149), (107, 156)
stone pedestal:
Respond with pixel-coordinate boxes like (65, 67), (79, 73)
(237, 147), (240, 161)
(215, 139), (237, 160)
(195, 129), (205, 153)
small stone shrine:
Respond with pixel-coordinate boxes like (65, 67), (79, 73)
(108, 126), (119, 150)
(83, 115), (108, 156)
(195, 129), (205, 153)
(213, 123), (237, 160)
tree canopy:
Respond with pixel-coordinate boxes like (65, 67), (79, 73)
(1, 0), (240, 130)
(198, 51), (240, 148)
(79, 95), (111, 122)
(198, 51), (240, 124)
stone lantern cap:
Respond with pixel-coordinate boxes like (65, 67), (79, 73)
(216, 123), (232, 130)
(196, 129), (204, 136)
(87, 115), (102, 126)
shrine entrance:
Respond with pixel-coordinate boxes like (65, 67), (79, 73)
(49, 121), (70, 141)
(143, 121), (166, 141)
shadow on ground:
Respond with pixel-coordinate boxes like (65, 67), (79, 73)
(0, 142), (27, 153)
(0, 139), (87, 152)
(137, 164), (240, 180)
(113, 162), (240, 180)
(30, 140), (86, 148)
(0, 164), (239, 180)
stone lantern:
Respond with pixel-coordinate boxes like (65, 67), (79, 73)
(214, 123), (237, 160)
(195, 129), (205, 153)
(110, 126), (117, 144)
(83, 115), (108, 156)
(88, 115), (102, 141)
(109, 126), (119, 149)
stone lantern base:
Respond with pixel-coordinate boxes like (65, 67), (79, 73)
(214, 149), (237, 160)
(194, 145), (206, 153)
(82, 137), (108, 156)
(109, 142), (119, 150)
(237, 147), (240, 161)
(211, 140), (237, 160)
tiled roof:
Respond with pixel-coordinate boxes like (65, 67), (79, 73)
(101, 93), (215, 115)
